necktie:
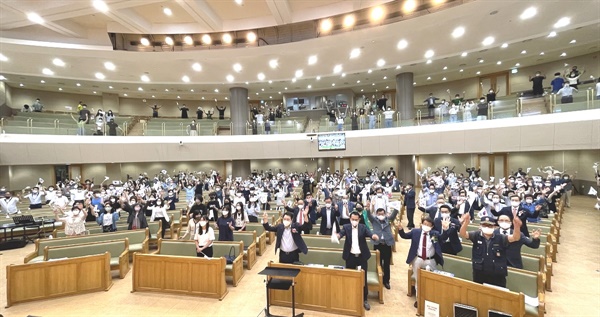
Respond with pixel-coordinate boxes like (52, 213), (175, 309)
(512, 208), (518, 217)
(421, 232), (428, 259)
(344, 203), (349, 218)
(297, 210), (304, 225)
(502, 230), (509, 235)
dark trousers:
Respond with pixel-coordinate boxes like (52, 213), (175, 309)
(406, 207), (415, 228)
(279, 249), (300, 264)
(428, 107), (434, 118)
(197, 246), (213, 258)
(29, 203), (43, 209)
(345, 255), (369, 301)
(473, 270), (506, 288)
(374, 244), (392, 284)
(339, 218), (350, 226)
(155, 217), (169, 238)
(441, 242), (458, 255)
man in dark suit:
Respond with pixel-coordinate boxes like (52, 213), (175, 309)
(398, 216), (449, 308)
(402, 183), (416, 228)
(337, 194), (355, 226)
(433, 205), (463, 255)
(304, 192), (318, 224)
(367, 207), (399, 289)
(285, 198), (311, 234)
(337, 211), (379, 311)
(491, 195), (539, 237)
(452, 190), (475, 220)
(495, 214), (541, 269)
(347, 180), (361, 203)
(262, 210), (311, 264)
(317, 197), (340, 235)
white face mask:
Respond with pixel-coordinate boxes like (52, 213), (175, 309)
(492, 198), (500, 203)
(282, 220), (291, 227)
(377, 215), (385, 221)
(376, 193), (382, 197)
(236, 206), (241, 210)
(297, 205), (304, 209)
(498, 222), (511, 230)
(325, 203), (331, 208)
(441, 213), (450, 220)
(342, 199), (348, 203)
(199, 221), (207, 227)
(510, 201), (520, 207)
(350, 220), (359, 227)
(105, 206), (112, 211)
(222, 211), (229, 216)
(481, 227), (494, 235)
(421, 225), (432, 232)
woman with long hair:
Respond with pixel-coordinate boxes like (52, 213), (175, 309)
(150, 198), (170, 238)
(195, 215), (215, 257)
(233, 202), (248, 231)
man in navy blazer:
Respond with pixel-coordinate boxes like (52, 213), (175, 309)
(337, 211), (379, 311)
(491, 195), (539, 237)
(397, 216), (449, 308)
(317, 197), (340, 235)
(433, 205), (463, 255)
(495, 214), (541, 269)
(262, 210), (311, 264)
(402, 183), (416, 228)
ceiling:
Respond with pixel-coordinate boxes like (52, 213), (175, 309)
(0, 0), (599, 101)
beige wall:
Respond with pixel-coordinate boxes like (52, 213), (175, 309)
(417, 154), (477, 175)
(251, 158), (318, 174)
(7, 165), (54, 190)
(9, 87), (103, 113)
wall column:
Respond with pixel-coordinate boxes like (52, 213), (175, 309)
(229, 87), (249, 135)
(102, 93), (120, 114)
(232, 160), (251, 178)
(395, 72), (414, 120)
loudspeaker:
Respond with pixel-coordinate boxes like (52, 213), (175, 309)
(0, 239), (28, 250)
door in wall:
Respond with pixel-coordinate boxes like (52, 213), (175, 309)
(333, 158), (351, 173)
(54, 165), (69, 183)
(69, 165), (82, 181)
(224, 162), (232, 178)
(479, 72), (510, 98)
(476, 153), (508, 180)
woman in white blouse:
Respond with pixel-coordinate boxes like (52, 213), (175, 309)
(150, 199), (170, 238)
(180, 211), (201, 240)
(54, 201), (87, 236)
(195, 215), (215, 257)
(245, 200), (260, 223)
(233, 202), (248, 231)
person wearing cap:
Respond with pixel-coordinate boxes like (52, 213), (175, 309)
(495, 214), (541, 269)
(459, 213), (522, 288)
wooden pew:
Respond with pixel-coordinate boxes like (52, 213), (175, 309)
(132, 253), (228, 300)
(24, 229), (149, 263)
(147, 221), (163, 246)
(207, 229), (266, 257)
(6, 253), (113, 307)
(44, 238), (129, 278)
(246, 221), (271, 247)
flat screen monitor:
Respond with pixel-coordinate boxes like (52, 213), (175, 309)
(318, 133), (346, 151)
(488, 310), (512, 317)
(454, 303), (478, 317)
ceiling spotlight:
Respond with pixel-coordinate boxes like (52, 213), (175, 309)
(76, 83), (81, 86)
(521, 50), (527, 54)
(320, 19), (333, 33)
(356, 80), (361, 83)
(92, 0), (109, 12)
(42, 68), (54, 75)
(341, 73), (346, 77)
(442, 77), (447, 81)
(554, 17), (570, 28)
(268, 80), (272, 84)
(560, 52), (567, 57)
(201, 34), (212, 45)
(292, 78), (297, 83)
(376, 59), (385, 67)
(295, 69), (303, 78)
(138, 87), (143, 91)
(402, 0), (417, 13)
(424, 49), (435, 58)
(141, 75), (150, 82)
(426, 59), (432, 64)
(226, 75), (234, 82)
(427, 76), (431, 80)
(184, 35), (193, 45)
(515, 63), (520, 66)
(104, 61), (115, 71)
(222, 33), (232, 44)
(235, 0), (243, 5)
(308, 55), (317, 65)
(163, 7), (172, 16)
(109, 86), (113, 89)
(383, 76), (387, 79)
(0, 53), (7, 62)
(123, 93), (128, 96)
(343, 15), (355, 28)
(396, 65), (401, 69)
(459, 69), (464, 72)
(476, 71), (481, 75)
(482, 36), (495, 46)
(140, 37), (150, 46)
(52, 58), (65, 67)
(214, 89), (219, 93)
(246, 32), (257, 42)
(192, 63), (202, 71)
(461, 52), (468, 57)
(182, 75), (190, 82)
(397, 40), (409, 50)
(547, 31), (557, 38)
(479, 59), (484, 63)
(233, 63), (242, 72)
(497, 61), (502, 65)
(539, 52), (545, 55)
(332, 83), (336, 87)
(350, 48), (361, 59)
(165, 36), (174, 45)
(257, 73), (266, 81)
(371, 6), (385, 21)
(307, 85), (312, 89)
(501, 43), (508, 48)
(520, 7), (537, 20)
(269, 59), (278, 68)
(570, 39), (577, 44)
(368, 69), (372, 73)
(27, 12), (45, 24)
(333, 64), (342, 74)
(443, 66), (448, 70)
(451, 26), (465, 38)
(316, 76), (321, 80)
(58, 87), (63, 91)
(40, 80), (45, 83)
(19, 83), (24, 87)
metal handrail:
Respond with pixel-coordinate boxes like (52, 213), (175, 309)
(54, 119), (59, 129)
(0, 117), (3, 129)
(161, 122), (166, 136)
(214, 122), (218, 135)
(586, 89), (592, 109)
(416, 110), (422, 126)
(489, 103), (494, 120)
(377, 114), (382, 129)
(396, 112), (401, 127)
(123, 122), (128, 135)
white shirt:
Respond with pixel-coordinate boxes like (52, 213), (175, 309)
(150, 206), (170, 222)
(256, 113), (264, 123)
(50, 196), (70, 208)
(372, 195), (388, 211)
(340, 203), (350, 219)
(45, 190), (57, 202)
(350, 225), (360, 255)
(195, 227), (215, 247)
(417, 231), (435, 258)
(383, 110), (394, 119)
(24, 192), (43, 204)
(280, 227), (298, 252)
(0, 197), (19, 213)
(102, 213), (113, 226)
(70, 189), (87, 201)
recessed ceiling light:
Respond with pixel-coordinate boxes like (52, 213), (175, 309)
(560, 52), (567, 57)
(268, 80), (273, 84)
(316, 76), (321, 80)
(554, 17), (570, 28)
(256, 92), (259, 95)
(402, 0), (417, 13)
(40, 80), (45, 83)
(184, 35), (193, 45)
(76, 83), (81, 86)
(104, 61), (115, 71)
(192, 63), (202, 72)
(520, 7), (537, 20)
(163, 7), (172, 16)
(383, 76), (387, 79)
(233, 63), (242, 72)
(547, 31), (557, 38)
(479, 59), (484, 63)
(476, 71), (481, 75)
(257, 73), (265, 81)
(165, 36), (174, 46)
(214, 89), (219, 93)
(426, 59), (432, 64)
(278, 92), (281, 94)
(201, 34), (212, 45)
(459, 69), (464, 72)
(539, 52), (545, 55)
(396, 65), (401, 69)
(245, 82), (249, 85)
(58, 87), (63, 91)
(570, 39), (576, 44)
(372, 83), (375, 86)
(138, 87), (143, 91)
(284, 87), (288, 90)
(368, 69), (372, 73)
(397, 39), (408, 50)
(320, 19), (333, 33)
(332, 83), (336, 86)
(123, 93), (128, 96)
(42, 68), (54, 75)
(461, 52), (468, 57)
(182, 75), (190, 82)
(177, 96), (181, 99)
(341, 73), (346, 77)
(482, 36), (495, 46)
(226, 74), (234, 82)
(360, 89), (364, 92)
(497, 61), (502, 65)
(140, 37), (150, 46)
(501, 43), (508, 48)
(235, 0), (243, 5)
(451, 26), (465, 38)
(376, 59), (385, 67)
(386, 86), (389, 89)
(443, 66), (448, 70)
(307, 55), (318, 66)
(307, 85), (312, 89)
(333, 64), (342, 74)
(141, 75), (150, 82)
(109, 86), (113, 89)
(424, 50), (435, 58)
(413, 82), (416, 85)
(521, 50), (527, 54)
(356, 80), (361, 83)
(27, 12), (44, 24)
(190, 89), (194, 92)
(515, 63), (520, 66)
(222, 34), (232, 44)
(19, 83), (24, 87)
(0, 54), (7, 62)
(350, 48), (361, 59)
(94, 91), (98, 94)
(343, 15), (355, 28)
(92, 0), (109, 12)
(52, 58), (65, 66)
(427, 76), (431, 80)
(371, 6), (385, 21)
(295, 69), (303, 78)
(442, 77), (447, 81)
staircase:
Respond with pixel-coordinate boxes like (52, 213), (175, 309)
(126, 117), (146, 136)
